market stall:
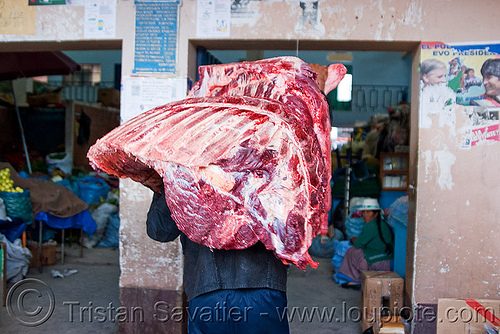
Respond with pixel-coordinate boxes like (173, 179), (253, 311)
(0, 162), (97, 274)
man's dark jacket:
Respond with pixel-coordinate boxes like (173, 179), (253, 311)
(146, 189), (288, 302)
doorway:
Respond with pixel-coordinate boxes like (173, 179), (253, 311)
(188, 40), (419, 332)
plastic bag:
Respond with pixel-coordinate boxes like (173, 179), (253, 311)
(83, 203), (118, 248)
(77, 176), (110, 205)
(46, 152), (72, 174)
(387, 195), (408, 228)
(331, 240), (352, 272)
(345, 216), (365, 241)
(0, 217), (27, 243)
(309, 235), (336, 258)
(97, 213), (120, 248)
(0, 234), (30, 283)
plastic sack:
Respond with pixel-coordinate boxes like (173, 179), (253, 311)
(345, 216), (365, 241)
(83, 203), (118, 248)
(0, 217), (27, 243)
(0, 234), (30, 283)
(309, 235), (336, 258)
(97, 213), (120, 248)
(77, 176), (110, 205)
(0, 190), (33, 223)
(53, 178), (80, 197)
(46, 152), (72, 174)
(387, 195), (408, 228)
(331, 239), (352, 272)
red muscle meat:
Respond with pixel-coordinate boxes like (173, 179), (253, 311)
(87, 57), (345, 269)
(189, 56), (334, 232)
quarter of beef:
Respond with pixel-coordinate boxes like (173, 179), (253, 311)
(88, 96), (326, 269)
(189, 57), (335, 230)
(87, 57), (346, 269)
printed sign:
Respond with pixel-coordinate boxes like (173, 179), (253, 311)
(121, 76), (187, 122)
(197, 0), (230, 37)
(84, 0), (117, 39)
(0, 0), (36, 35)
(134, 2), (179, 74)
(419, 42), (500, 148)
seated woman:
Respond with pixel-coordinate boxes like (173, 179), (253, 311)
(338, 198), (394, 289)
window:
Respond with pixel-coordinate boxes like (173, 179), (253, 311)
(63, 64), (101, 86)
(336, 73), (352, 102)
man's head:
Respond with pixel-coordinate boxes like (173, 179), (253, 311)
(481, 59), (500, 97)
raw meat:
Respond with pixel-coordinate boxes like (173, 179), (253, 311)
(324, 63), (348, 96)
(189, 56), (334, 230)
(88, 57), (346, 269)
(88, 96), (325, 268)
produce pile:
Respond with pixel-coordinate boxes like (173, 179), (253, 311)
(0, 168), (24, 193)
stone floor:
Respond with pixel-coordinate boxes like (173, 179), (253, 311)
(0, 244), (363, 333)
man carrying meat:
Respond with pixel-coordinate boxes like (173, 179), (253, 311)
(146, 188), (290, 334)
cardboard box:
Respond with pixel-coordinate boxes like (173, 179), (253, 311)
(361, 271), (404, 332)
(97, 88), (120, 108)
(27, 91), (62, 107)
(27, 241), (57, 267)
(377, 316), (405, 333)
(437, 298), (500, 334)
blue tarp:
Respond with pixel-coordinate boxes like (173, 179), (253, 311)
(35, 210), (97, 236)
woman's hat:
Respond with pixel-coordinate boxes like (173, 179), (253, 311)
(359, 198), (381, 211)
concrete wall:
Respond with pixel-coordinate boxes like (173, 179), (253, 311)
(1, 1), (500, 332)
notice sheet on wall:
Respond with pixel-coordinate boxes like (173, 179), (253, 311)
(0, 0), (36, 35)
(121, 76), (187, 122)
(84, 0), (117, 39)
(196, 0), (230, 37)
(134, 2), (179, 74)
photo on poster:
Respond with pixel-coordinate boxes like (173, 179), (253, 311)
(460, 106), (499, 149)
(419, 42), (500, 133)
(420, 42), (500, 107)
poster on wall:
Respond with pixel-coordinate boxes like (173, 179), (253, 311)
(121, 76), (187, 122)
(84, 0), (117, 39)
(419, 42), (500, 148)
(197, 0), (230, 38)
(134, 1), (180, 74)
(0, 0), (36, 35)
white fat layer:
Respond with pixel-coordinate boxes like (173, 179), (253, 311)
(198, 164), (236, 192)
